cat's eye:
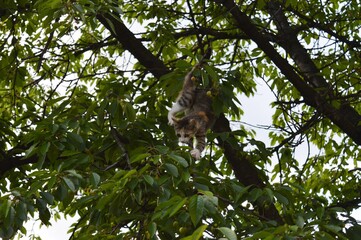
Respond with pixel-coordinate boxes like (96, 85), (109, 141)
(184, 134), (189, 138)
(176, 134), (181, 137)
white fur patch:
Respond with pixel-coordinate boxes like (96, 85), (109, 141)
(168, 102), (185, 125)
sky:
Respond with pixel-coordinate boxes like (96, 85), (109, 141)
(24, 214), (75, 239)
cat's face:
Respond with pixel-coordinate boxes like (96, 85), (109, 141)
(175, 128), (194, 143)
(173, 118), (197, 143)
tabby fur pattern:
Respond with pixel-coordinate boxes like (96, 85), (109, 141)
(168, 65), (214, 159)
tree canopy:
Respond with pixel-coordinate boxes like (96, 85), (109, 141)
(0, 0), (361, 239)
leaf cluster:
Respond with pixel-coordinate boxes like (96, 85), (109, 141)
(0, 0), (360, 239)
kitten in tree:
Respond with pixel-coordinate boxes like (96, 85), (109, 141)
(168, 64), (214, 159)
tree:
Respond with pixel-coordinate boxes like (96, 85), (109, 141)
(0, 0), (360, 239)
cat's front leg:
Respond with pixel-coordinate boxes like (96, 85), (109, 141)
(191, 134), (206, 159)
(168, 112), (176, 125)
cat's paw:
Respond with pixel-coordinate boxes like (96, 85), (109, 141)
(190, 149), (201, 159)
(168, 113), (175, 125)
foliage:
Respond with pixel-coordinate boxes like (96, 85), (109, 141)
(0, 0), (360, 239)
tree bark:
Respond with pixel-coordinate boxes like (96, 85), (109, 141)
(96, 13), (170, 79)
(212, 114), (283, 223)
(0, 150), (37, 176)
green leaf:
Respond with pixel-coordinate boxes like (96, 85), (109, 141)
(181, 224), (208, 240)
(96, 193), (115, 210)
(296, 215), (305, 228)
(63, 177), (76, 192)
(169, 197), (187, 217)
(60, 150), (79, 157)
(249, 188), (263, 202)
(155, 145), (169, 154)
(323, 224), (342, 233)
(143, 175), (154, 186)
(218, 227), (237, 240)
(192, 224), (208, 240)
(53, 183), (67, 201)
(130, 153), (151, 163)
(72, 3), (84, 13)
(21, 96), (36, 111)
(5, 206), (15, 228)
(346, 225), (361, 240)
(164, 163), (179, 177)
(202, 195), (218, 214)
(124, 102), (136, 122)
(67, 132), (85, 151)
(121, 169), (137, 180)
(274, 192), (289, 205)
(201, 70), (209, 87)
(47, 96), (67, 106)
(148, 222), (157, 237)
(39, 208), (51, 225)
(189, 195), (204, 226)
(37, 142), (50, 168)
(90, 172), (101, 187)
(1, 199), (12, 218)
(65, 169), (83, 179)
(23, 143), (38, 159)
(178, 48), (194, 58)
(16, 202), (27, 222)
(41, 192), (54, 205)
(169, 153), (189, 167)
(204, 65), (219, 81)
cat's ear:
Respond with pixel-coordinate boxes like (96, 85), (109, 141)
(189, 119), (200, 129)
(189, 119), (199, 128)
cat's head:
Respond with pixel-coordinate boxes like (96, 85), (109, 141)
(172, 117), (198, 143)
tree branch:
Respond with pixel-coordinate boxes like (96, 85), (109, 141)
(212, 114), (283, 223)
(328, 198), (361, 211)
(0, 148), (38, 177)
(36, 29), (55, 73)
(288, 7), (361, 49)
(73, 39), (119, 57)
(96, 13), (170, 79)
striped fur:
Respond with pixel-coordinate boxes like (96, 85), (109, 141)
(168, 66), (214, 159)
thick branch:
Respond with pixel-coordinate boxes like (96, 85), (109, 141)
(212, 115), (264, 187)
(212, 114), (283, 223)
(0, 151), (37, 177)
(96, 13), (170, 79)
(266, 2), (329, 89)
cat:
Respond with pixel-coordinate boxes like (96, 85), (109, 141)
(168, 64), (214, 159)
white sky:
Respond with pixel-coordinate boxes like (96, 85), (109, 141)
(23, 214), (74, 239)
